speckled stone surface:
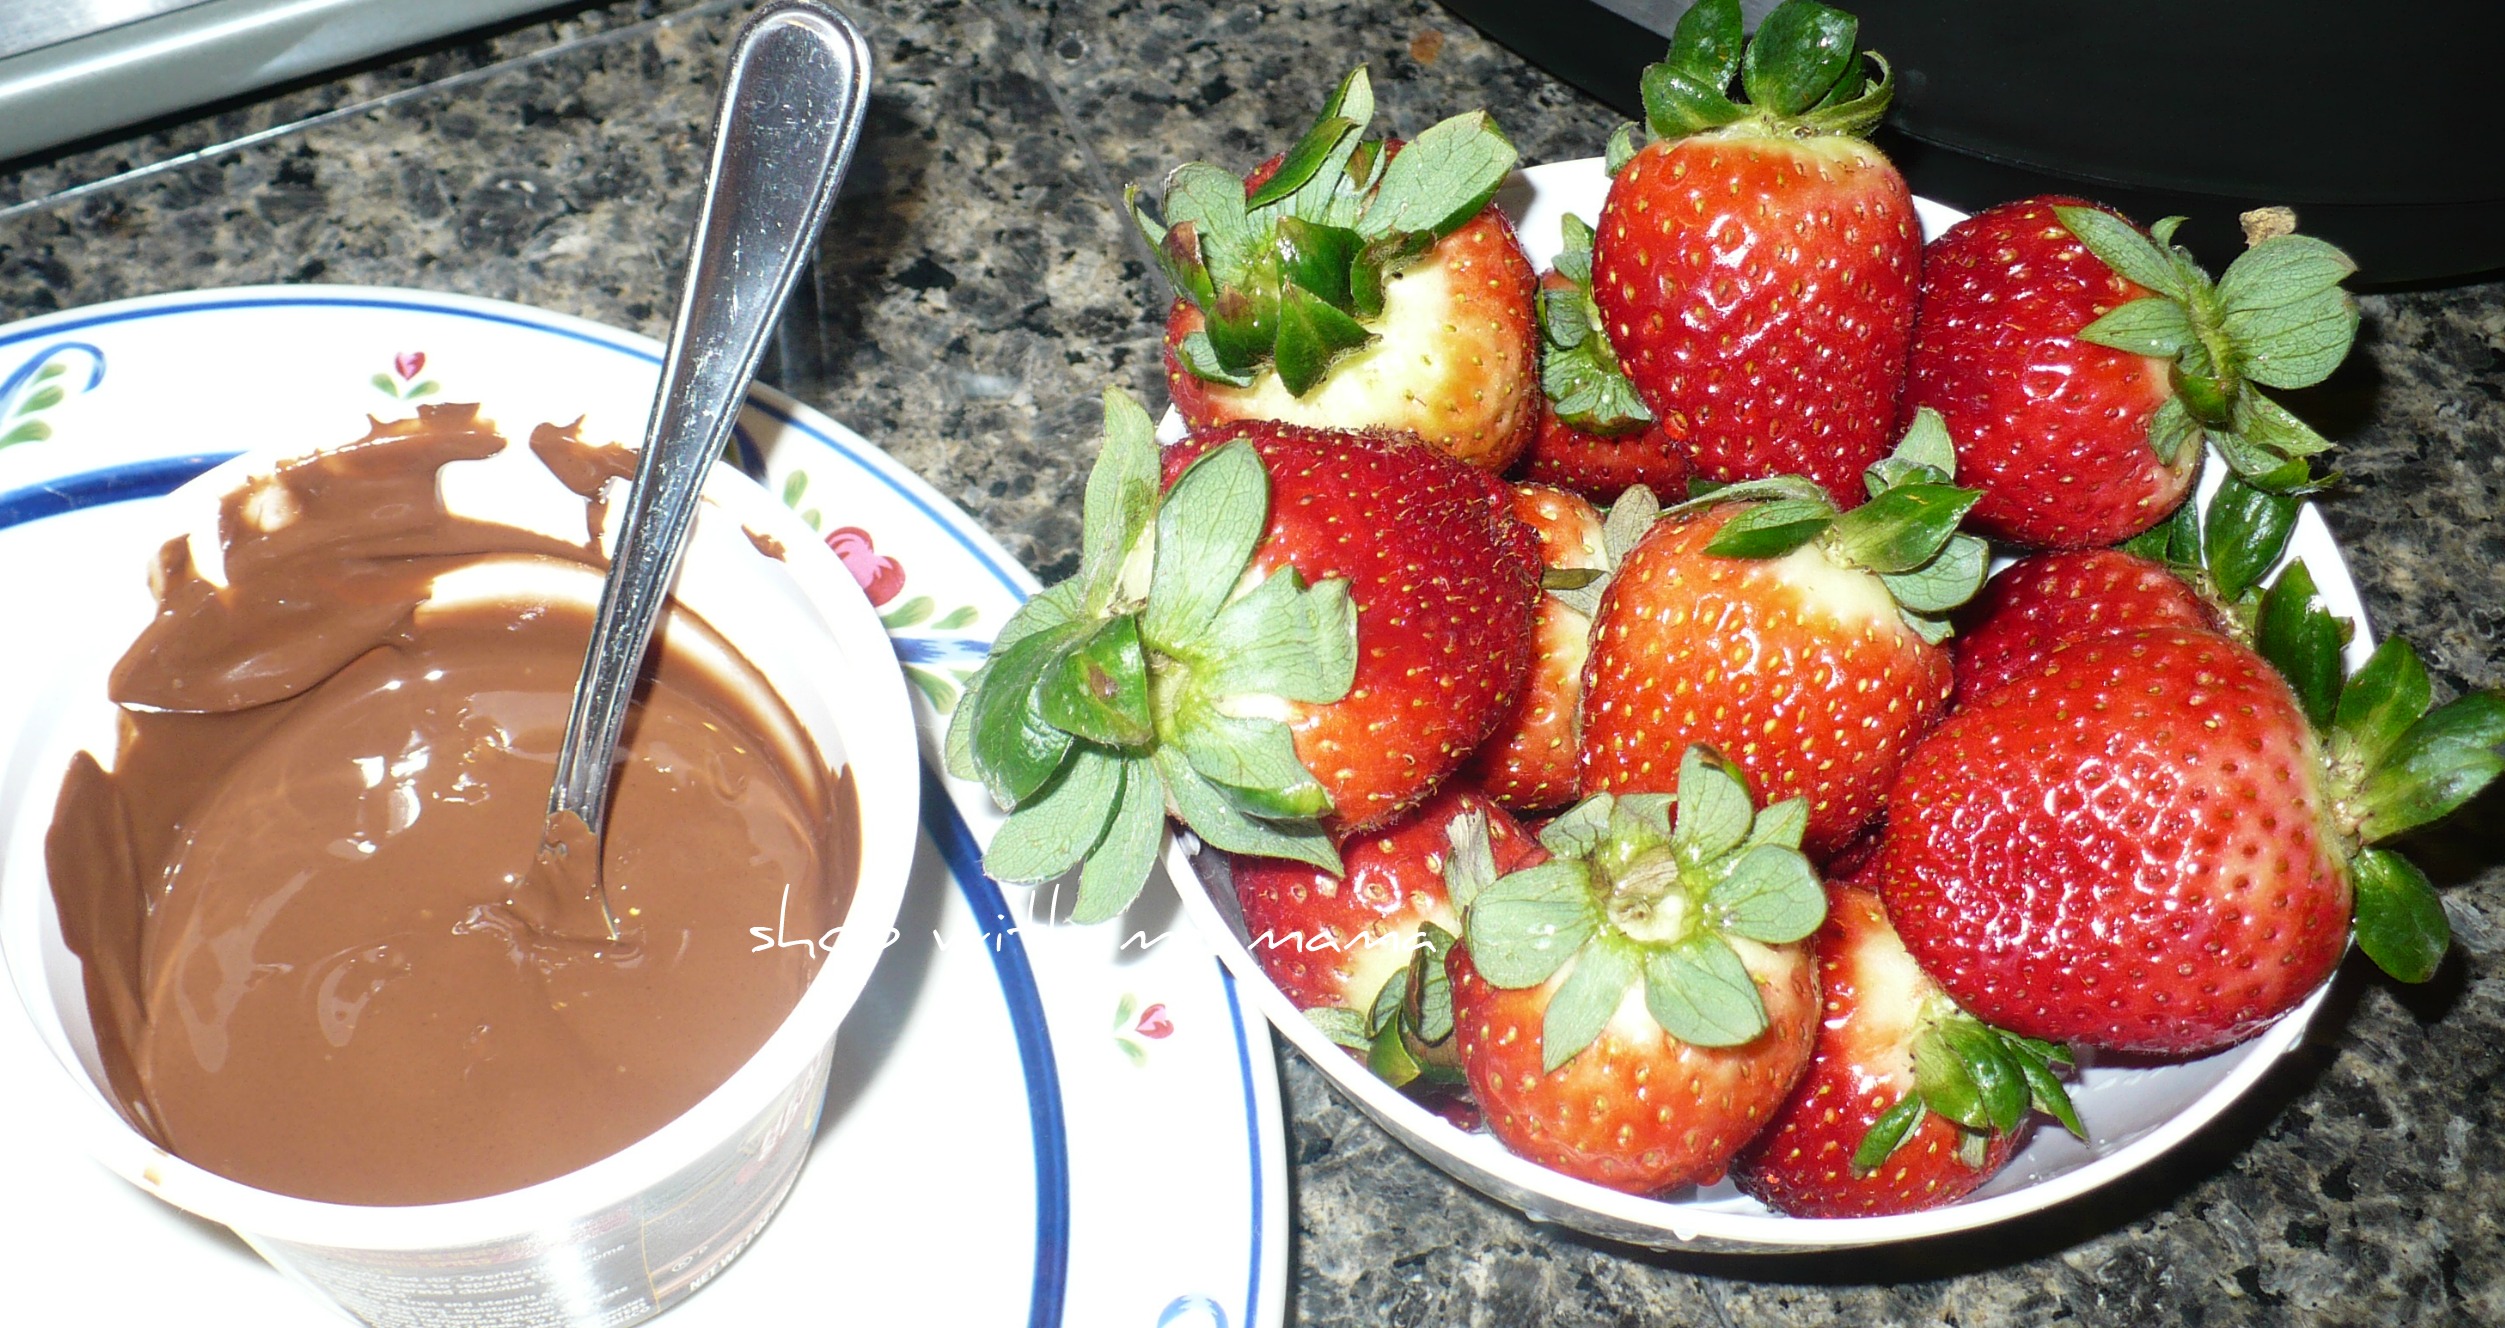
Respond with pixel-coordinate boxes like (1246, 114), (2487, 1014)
(1, 1), (2499, 1323)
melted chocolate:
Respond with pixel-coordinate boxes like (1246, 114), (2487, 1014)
(48, 405), (852, 1207)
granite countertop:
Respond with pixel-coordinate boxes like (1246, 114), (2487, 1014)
(3, 1), (2499, 1323)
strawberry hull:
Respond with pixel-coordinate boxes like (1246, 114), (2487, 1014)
(1165, 207), (1540, 472)
(1161, 424), (1542, 833)
(1881, 628), (2353, 1055)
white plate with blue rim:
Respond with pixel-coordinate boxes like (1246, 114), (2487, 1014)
(0, 286), (1287, 1328)
(1167, 157), (2376, 1253)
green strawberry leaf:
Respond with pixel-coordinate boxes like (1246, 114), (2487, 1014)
(1175, 331), (1254, 388)
(1367, 1011), (1426, 1086)
(2122, 489), (2203, 567)
(1306, 1005), (1370, 1050)
(1536, 792), (1617, 861)
(984, 745), (1126, 883)
(2255, 560), (2344, 731)
(1641, 66), (1746, 139)
(1154, 745), (1339, 873)
(2145, 394), (2201, 467)
(1704, 498), (1836, 559)
(964, 618), (1091, 807)
(1828, 482), (1981, 575)
(1078, 387), (1161, 613)
(1074, 755), (1168, 923)
(2334, 638), (2434, 771)
(1740, 0), (1857, 118)
(1205, 280), (1283, 379)
(1281, 68), (1379, 229)
(1039, 614), (1154, 749)
(2217, 234), (2359, 391)
(2350, 848), (2451, 984)
(1539, 270), (1653, 433)
(1172, 710), (1331, 820)
(2231, 388), (2334, 463)
(2004, 1034), (2086, 1138)
(1135, 200), (1218, 310)
(1443, 808), (1499, 913)
(1944, 1018), (2028, 1134)
(1201, 568), (1357, 704)
(1640, 935), (1767, 1048)
(1707, 843), (1824, 944)
(2078, 296), (2195, 360)
(2202, 470), (2301, 603)
(1369, 953), (1412, 1034)
(1671, 747), (1753, 865)
(1160, 161), (1257, 283)
(2356, 690), (2505, 843)
(1359, 111), (1517, 244)
(1850, 1090), (1926, 1171)
(1879, 531), (1988, 618)
(1605, 121), (1644, 175)
(1144, 441), (1268, 648)
(1601, 483), (1662, 559)
(1744, 796), (1810, 852)
(1616, 791), (1678, 842)
(1555, 212), (1598, 283)
(1466, 860), (1603, 988)
(1865, 407), (1957, 494)
(1662, 0), (1744, 88)
(1542, 290), (1590, 349)
(1911, 1022), (1987, 1130)
(1273, 282), (1374, 397)
(2227, 286), (2358, 392)
(2054, 205), (2185, 301)
(1540, 935), (1640, 1070)
(1248, 106), (1364, 212)
(1410, 921), (1460, 1042)
(1274, 215), (1364, 312)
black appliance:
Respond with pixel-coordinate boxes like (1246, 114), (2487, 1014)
(1440, 0), (2501, 284)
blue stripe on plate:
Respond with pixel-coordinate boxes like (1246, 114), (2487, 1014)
(1219, 965), (1263, 1328)
(922, 767), (1070, 1328)
(0, 290), (1275, 1328)
(0, 453), (233, 527)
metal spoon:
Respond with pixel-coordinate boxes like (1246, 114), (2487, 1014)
(535, 1), (872, 938)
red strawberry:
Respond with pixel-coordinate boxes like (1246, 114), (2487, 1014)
(1449, 751), (1826, 1193)
(1881, 614), (2502, 1054)
(1515, 217), (1691, 504)
(1233, 785), (1539, 1014)
(1517, 405), (1690, 507)
(1589, 0), (1917, 507)
(1517, 405), (1691, 507)
(1160, 422), (1541, 834)
(1462, 483), (1608, 812)
(1732, 877), (2082, 1219)
(1953, 548), (2218, 704)
(1905, 197), (2360, 548)
(947, 393), (1535, 922)
(1578, 417), (1984, 858)
(1137, 69), (1538, 471)
(1234, 786), (1543, 1085)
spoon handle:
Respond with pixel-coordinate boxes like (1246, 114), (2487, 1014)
(548, 2), (872, 833)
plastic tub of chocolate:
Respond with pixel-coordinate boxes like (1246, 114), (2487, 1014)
(0, 404), (920, 1326)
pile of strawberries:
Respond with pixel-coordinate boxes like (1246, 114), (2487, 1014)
(948, 0), (2504, 1219)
